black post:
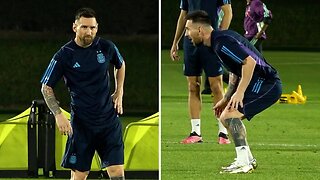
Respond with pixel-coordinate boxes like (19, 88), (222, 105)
(44, 109), (56, 177)
(27, 100), (38, 177)
(27, 99), (57, 178)
(37, 100), (46, 175)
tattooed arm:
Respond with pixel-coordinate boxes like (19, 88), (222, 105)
(224, 72), (240, 100)
(41, 84), (72, 135)
(213, 72), (239, 117)
(41, 84), (62, 115)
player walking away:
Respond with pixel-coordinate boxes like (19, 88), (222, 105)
(185, 11), (282, 173)
(244, 0), (272, 53)
(170, 0), (232, 145)
(41, 8), (125, 179)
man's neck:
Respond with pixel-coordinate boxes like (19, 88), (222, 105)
(74, 37), (92, 48)
(203, 28), (214, 47)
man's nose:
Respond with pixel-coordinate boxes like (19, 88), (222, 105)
(85, 28), (92, 35)
(184, 31), (191, 39)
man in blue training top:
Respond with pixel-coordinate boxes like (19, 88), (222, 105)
(170, 0), (232, 145)
(185, 10), (282, 174)
(41, 8), (125, 180)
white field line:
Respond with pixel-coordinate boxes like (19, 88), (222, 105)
(163, 141), (319, 148)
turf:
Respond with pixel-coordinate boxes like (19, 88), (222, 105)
(161, 50), (320, 179)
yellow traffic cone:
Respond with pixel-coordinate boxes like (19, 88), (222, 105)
(297, 85), (303, 96)
(292, 91), (306, 104)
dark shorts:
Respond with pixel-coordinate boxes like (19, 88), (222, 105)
(239, 76), (282, 120)
(61, 116), (124, 172)
(183, 36), (223, 77)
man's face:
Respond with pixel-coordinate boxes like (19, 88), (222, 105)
(73, 17), (98, 47)
(185, 20), (202, 46)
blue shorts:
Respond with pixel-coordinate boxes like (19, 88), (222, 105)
(61, 116), (124, 172)
(183, 36), (223, 77)
(239, 76), (282, 120)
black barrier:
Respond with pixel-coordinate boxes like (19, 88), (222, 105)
(27, 99), (56, 178)
(27, 100), (38, 177)
(44, 108), (56, 177)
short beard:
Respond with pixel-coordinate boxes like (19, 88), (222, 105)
(81, 36), (94, 46)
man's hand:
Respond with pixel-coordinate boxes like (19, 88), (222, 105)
(112, 91), (123, 114)
(55, 113), (72, 136)
(170, 44), (180, 61)
(226, 91), (244, 111)
(213, 98), (228, 118)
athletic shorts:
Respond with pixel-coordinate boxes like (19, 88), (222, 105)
(239, 76), (282, 120)
(61, 116), (124, 172)
(183, 36), (223, 77)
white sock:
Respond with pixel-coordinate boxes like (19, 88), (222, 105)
(217, 119), (228, 135)
(191, 119), (201, 135)
(247, 146), (254, 161)
(235, 146), (250, 165)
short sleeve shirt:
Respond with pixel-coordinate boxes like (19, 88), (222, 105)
(211, 30), (278, 79)
(40, 37), (124, 128)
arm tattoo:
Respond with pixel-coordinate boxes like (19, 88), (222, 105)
(41, 84), (61, 116)
(224, 73), (239, 100)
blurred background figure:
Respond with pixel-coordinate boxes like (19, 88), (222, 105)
(244, 0), (272, 53)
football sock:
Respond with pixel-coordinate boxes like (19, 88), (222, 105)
(247, 146), (254, 161)
(235, 146), (250, 165)
(218, 119), (228, 136)
(225, 118), (250, 165)
(191, 119), (201, 136)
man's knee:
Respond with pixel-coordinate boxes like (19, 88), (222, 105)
(71, 170), (89, 180)
(208, 76), (223, 96)
(107, 165), (124, 179)
(219, 110), (244, 127)
(187, 77), (201, 93)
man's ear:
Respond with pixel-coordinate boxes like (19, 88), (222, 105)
(72, 23), (77, 33)
(198, 26), (203, 35)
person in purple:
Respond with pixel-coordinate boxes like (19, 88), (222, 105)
(185, 10), (282, 173)
(244, 0), (272, 53)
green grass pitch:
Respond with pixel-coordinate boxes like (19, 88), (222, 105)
(161, 50), (320, 179)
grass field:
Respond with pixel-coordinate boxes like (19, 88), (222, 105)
(161, 50), (320, 179)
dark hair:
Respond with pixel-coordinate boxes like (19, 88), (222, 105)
(185, 10), (211, 25)
(75, 7), (97, 21)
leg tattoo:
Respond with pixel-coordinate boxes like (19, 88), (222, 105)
(225, 118), (247, 147)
